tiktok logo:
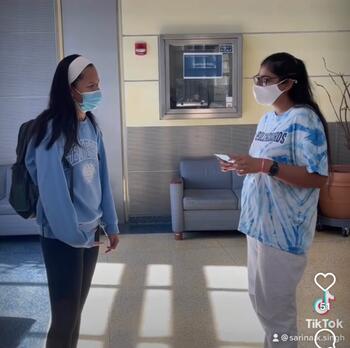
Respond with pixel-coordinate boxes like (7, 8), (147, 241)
(313, 273), (336, 315)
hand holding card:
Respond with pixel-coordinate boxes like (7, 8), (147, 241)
(214, 154), (236, 163)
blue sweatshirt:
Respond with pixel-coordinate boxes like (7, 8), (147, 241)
(25, 118), (119, 248)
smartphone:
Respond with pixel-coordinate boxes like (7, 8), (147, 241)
(214, 153), (235, 163)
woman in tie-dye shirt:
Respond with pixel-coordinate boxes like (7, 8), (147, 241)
(220, 53), (329, 348)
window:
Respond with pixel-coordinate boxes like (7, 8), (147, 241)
(159, 34), (242, 120)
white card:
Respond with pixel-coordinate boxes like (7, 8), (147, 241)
(214, 154), (235, 163)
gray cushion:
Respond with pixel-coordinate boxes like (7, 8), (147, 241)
(0, 198), (15, 215)
(232, 172), (245, 190)
(0, 166), (8, 200)
(180, 157), (232, 190)
(233, 189), (242, 209)
(183, 189), (238, 210)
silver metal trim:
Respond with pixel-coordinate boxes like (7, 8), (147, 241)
(159, 34), (243, 120)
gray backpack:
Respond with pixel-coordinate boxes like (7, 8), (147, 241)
(9, 120), (38, 218)
(9, 120), (73, 219)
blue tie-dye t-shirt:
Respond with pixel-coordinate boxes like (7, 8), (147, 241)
(238, 106), (328, 254)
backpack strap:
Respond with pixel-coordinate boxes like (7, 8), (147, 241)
(62, 151), (74, 202)
(16, 120), (35, 164)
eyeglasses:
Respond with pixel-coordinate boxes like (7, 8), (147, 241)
(252, 74), (281, 87)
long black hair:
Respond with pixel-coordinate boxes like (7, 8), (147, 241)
(30, 54), (98, 154)
(261, 52), (331, 165)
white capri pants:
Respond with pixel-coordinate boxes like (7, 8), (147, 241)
(247, 236), (308, 348)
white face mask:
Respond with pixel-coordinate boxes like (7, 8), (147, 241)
(253, 80), (286, 105)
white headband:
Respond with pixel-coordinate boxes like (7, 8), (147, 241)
(68, 56), (93, 84)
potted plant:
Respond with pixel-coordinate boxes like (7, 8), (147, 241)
(315, 59), (350, 231)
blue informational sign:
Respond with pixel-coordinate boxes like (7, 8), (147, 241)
(183, 53), (223, 79)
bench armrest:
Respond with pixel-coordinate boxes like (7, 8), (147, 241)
(170, 177), (184, 232)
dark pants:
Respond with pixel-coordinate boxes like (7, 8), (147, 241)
(41, 233), (99, 348)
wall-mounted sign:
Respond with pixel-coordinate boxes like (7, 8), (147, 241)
(219, 44), (233, 53)
(183, 53), (223, 79)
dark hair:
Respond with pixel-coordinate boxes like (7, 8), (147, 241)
(30, 54), (98, 154)
(261, 52), (331, 166)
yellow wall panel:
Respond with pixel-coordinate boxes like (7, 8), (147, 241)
(120, 1), (349, 127)
(243, 32), (350, 77)
(125, 79), (271, 127)
(123, 36), (159, 81)
(123, 32), (350, 81)
(312, 77), (348, 123)
(124, 78), (344, 127)
(121, 0), (350, 35)
(124, 81), (160, 126)
(122, 32), (350, 83)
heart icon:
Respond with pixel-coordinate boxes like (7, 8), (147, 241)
(314, 273), (336, 292)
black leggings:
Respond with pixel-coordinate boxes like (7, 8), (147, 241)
(41, 234), (99, 348)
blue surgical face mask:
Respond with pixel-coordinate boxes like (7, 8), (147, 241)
(75, 89), (102, 112)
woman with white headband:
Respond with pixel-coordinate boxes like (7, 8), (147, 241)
(25, 54), (119, 347)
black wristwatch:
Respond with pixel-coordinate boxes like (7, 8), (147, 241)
(268, 161), (279, 177)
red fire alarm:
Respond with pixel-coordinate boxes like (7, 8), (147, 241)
(135, 42), (147, 56)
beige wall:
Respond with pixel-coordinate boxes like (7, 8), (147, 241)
(120, 0), (350, 127)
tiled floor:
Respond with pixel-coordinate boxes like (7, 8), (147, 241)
(0, 229), (349, 348)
